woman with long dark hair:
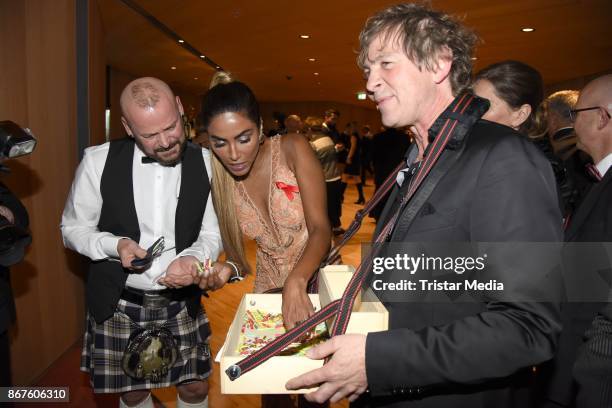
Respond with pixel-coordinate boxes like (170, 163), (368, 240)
(200, 72), (331, 331)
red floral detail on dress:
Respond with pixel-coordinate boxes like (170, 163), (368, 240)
(275, 181), (299, 201)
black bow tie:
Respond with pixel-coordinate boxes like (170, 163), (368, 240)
(141, 156), (178, 167)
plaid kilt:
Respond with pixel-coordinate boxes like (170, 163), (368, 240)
(80, 297), (212, 393)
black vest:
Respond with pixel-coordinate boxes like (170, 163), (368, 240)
(86, 138), (210, 323)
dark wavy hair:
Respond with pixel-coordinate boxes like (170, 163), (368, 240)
(358, 3), (478, 96)
(475, 60), (543, 135)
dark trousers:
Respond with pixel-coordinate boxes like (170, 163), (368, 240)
(326, 179), (343, 228)
(0, 329), (11, 386)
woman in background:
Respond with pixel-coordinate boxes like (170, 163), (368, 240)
(473, 60), (543, 135)
(473, 60), (573, 216)
(200, 72), (330, 331)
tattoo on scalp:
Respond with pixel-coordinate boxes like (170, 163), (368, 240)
(130, 82), (160, 108)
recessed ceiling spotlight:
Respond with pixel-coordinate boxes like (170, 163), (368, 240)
(178, 39), (185, 43)
(216, 66), (221, 69)
(200, 55), (205, 59)
(521, 27), (535, 32)
(194, 77), (198, 80)
(300, 34), (310, 39)
(171, 66), (176, 70)
(314, 72), (319, 76)
(308, 58), (316, 62)
(471, 57), (478, 60)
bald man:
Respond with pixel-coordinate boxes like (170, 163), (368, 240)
(566, 74), (612, 241)
(543, 75), (612, 407)
(62, 77), (230, 408)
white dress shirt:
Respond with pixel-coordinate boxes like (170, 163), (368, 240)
(596, 152), (612, 178)
(61, 142), (222, 290)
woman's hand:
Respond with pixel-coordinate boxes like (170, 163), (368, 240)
(282, 277), (315, 331)
(196, 261), (233, 291)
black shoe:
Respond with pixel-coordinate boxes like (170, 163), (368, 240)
(354, 198), (365, 205)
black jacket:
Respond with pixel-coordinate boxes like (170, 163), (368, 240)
(0, 182), (29, 333)
(573, 300), (612, 408)
(357, 96), (563, 408)
(539, 168), (612, 407)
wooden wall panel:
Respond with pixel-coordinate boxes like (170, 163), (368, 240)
(260, 101), (382, 135)
(108, 67), (133, 140)
(89, 0), (107, 146)
(0, 0), (86, 386)
(544, 68), (612, 95)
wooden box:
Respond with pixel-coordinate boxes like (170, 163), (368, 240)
(219, 265), (388, 394)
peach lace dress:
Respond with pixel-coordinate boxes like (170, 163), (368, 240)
(233, 136), (308, 293)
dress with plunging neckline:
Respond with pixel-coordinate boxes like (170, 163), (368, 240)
(233, 136), (308, 292)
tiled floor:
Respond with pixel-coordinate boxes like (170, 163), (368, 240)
(28, 181), (377, 407)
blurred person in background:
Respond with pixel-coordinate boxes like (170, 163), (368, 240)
(531, 90), (593, 219)
(360, 125), (374, 186)
(267, 111), (287, 137)
(305, 116), (344, 236)
(473, 60), (543, 135)
(0, 121), (35, 388)
(473, 60), (572, 216)
(543, 74), (612, 408)
(342, 122), (365, 205)
(285, 114), (304, 134)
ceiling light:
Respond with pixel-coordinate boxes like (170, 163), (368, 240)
(521, 27), (535, 32)
(178, 39), (184, 43)
(171, 66), (176, 70)
(194, 77), (198, 80)
(357, 92), (367, 100)
(216, 66), (221, 69)
(314, 72), (319, 76)
(471, 57), (478, 60)
(308, 58), (316, 62)
(300, 35), (310, 39)
(200, 55), (205, 59)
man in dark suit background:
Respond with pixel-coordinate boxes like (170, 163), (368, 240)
(287, 4), (562, 407)
(563, 74), (612, 408)
(0, 182), (29, 387)
(565, 75), (612, 242)
(573, 300), (612, 408)
(322, 108), (347, 235)
(544, 90), (593, 218)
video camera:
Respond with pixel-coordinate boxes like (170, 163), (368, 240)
(0, 120), (37, 266)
